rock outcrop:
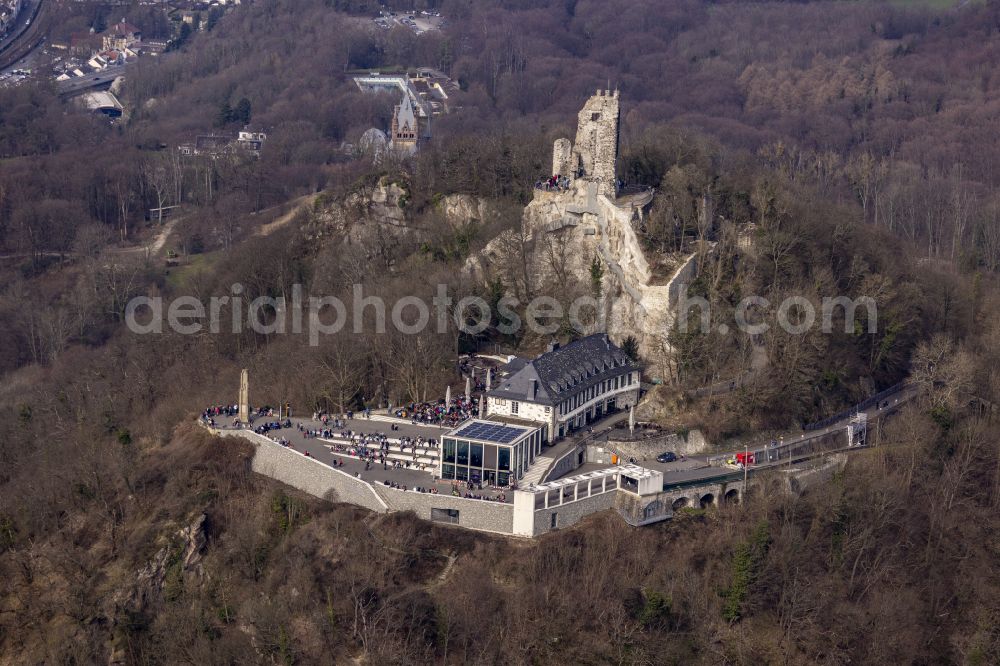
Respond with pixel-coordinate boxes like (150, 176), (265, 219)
(107, 513), (208, 664)
(308, 177), (411, 243)
(307, 178), (492, 244)
(467, 91), (701, 374)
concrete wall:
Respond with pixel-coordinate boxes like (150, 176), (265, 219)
(543, 443), (584, 482)
(217, 425), (744, 539)
(586, 443), (617, 466)
(373, 484), (514, 535)
(529, 490), (618, 537)
(215, 427), (519, 534)
(245, 432), (389, 513)
(606, 429), (708, 462)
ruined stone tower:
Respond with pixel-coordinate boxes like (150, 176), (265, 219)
(552, 138), (572, 178)
(470, 90), (697, 375)
(551, 89), (620, 197)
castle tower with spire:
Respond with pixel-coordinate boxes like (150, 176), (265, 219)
(389, 93), (419, 156)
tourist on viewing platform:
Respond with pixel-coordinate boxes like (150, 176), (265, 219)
(393, 395), (478, 426)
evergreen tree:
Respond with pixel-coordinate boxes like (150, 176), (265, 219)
(216, 100), (234, 127)
(235, 98), (252, 125)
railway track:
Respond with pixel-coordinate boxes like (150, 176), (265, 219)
(0, 0), (48, 72)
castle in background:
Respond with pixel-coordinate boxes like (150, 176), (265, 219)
(389, 93), (422, 156)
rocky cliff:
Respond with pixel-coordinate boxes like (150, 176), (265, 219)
(468, 178), (699, 376)
(306, 177), (493, 244)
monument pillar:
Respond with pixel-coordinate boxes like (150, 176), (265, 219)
(239, 369), (249, 423)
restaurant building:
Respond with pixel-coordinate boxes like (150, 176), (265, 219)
(439, 419), (543, 486)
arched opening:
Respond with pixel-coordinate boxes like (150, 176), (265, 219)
(700, 493), (715, 509)
(724, 488), (740, 505)
(671, 497), (688, 511)
(643, 500), (663, 519)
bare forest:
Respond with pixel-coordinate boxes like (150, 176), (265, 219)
(3, 0), (1000, 663)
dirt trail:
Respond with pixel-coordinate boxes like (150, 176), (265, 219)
(255, 194), (318, 237)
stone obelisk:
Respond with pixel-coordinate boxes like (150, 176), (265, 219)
(239, 369), (250, 423)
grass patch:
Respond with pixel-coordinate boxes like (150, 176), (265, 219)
(165, 251), (222, 290)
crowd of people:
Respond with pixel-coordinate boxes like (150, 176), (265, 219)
(535, 174), (571, 191)
(450, 480), (507, 502)
(203, 396), (519, 502)
(200, 404), (238, 427)
(298, 427), (440, 472)
(254, 419), (291, 435)
(392, 396), (478, 427)
(381, 480), (440, 494)
(202, 404), (286, 429)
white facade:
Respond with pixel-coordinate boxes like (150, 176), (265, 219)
(488, 370), (640, 441)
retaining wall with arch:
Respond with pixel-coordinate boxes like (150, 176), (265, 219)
(615, 478), (746, 527)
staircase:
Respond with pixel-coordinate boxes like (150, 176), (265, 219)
(319, 436), (441, 470)
(521, 455), (554, 485)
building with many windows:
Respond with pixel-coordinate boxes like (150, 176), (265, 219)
(439, 419), (544, 486)
(486, 334), (641, 442)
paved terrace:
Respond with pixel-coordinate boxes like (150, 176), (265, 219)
(212, 414), (513, 502)
(210, 381), (915, 511)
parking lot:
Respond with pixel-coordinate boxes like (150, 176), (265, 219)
(372, 10), (445, 35)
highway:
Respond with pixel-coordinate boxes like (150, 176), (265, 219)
(0, 0), (46, 72)
(56, 65), (125, 97)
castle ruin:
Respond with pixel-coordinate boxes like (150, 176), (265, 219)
(553, 89), (621, 198)
(469, 90), (701, 377)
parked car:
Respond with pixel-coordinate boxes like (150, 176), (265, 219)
(656, 451), (677, 463)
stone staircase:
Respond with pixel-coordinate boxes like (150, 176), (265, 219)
(521, 455), (554, 485)
(357, 413), (415, 425)
(319, 436), (441, 469)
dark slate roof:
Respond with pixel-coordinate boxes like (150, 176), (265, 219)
(487, 334), (637, 406)
(502, 357), (529, 375)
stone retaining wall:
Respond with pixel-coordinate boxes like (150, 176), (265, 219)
(246, 432), (389, 513)
(214, 427), (517, 534)
(372, 484), (514, 535)
(528, 491), (618, 537)
(782, 454), (847, 495)
(606, 428), (708, 461)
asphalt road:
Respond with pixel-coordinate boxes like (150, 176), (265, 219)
(0, 0), (38, 52)
(57, 65), (125, 96)
(0, 0), (43, 72)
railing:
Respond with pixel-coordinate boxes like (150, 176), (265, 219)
(662, 471), (744, 492)
(803, 381), (908, 431)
